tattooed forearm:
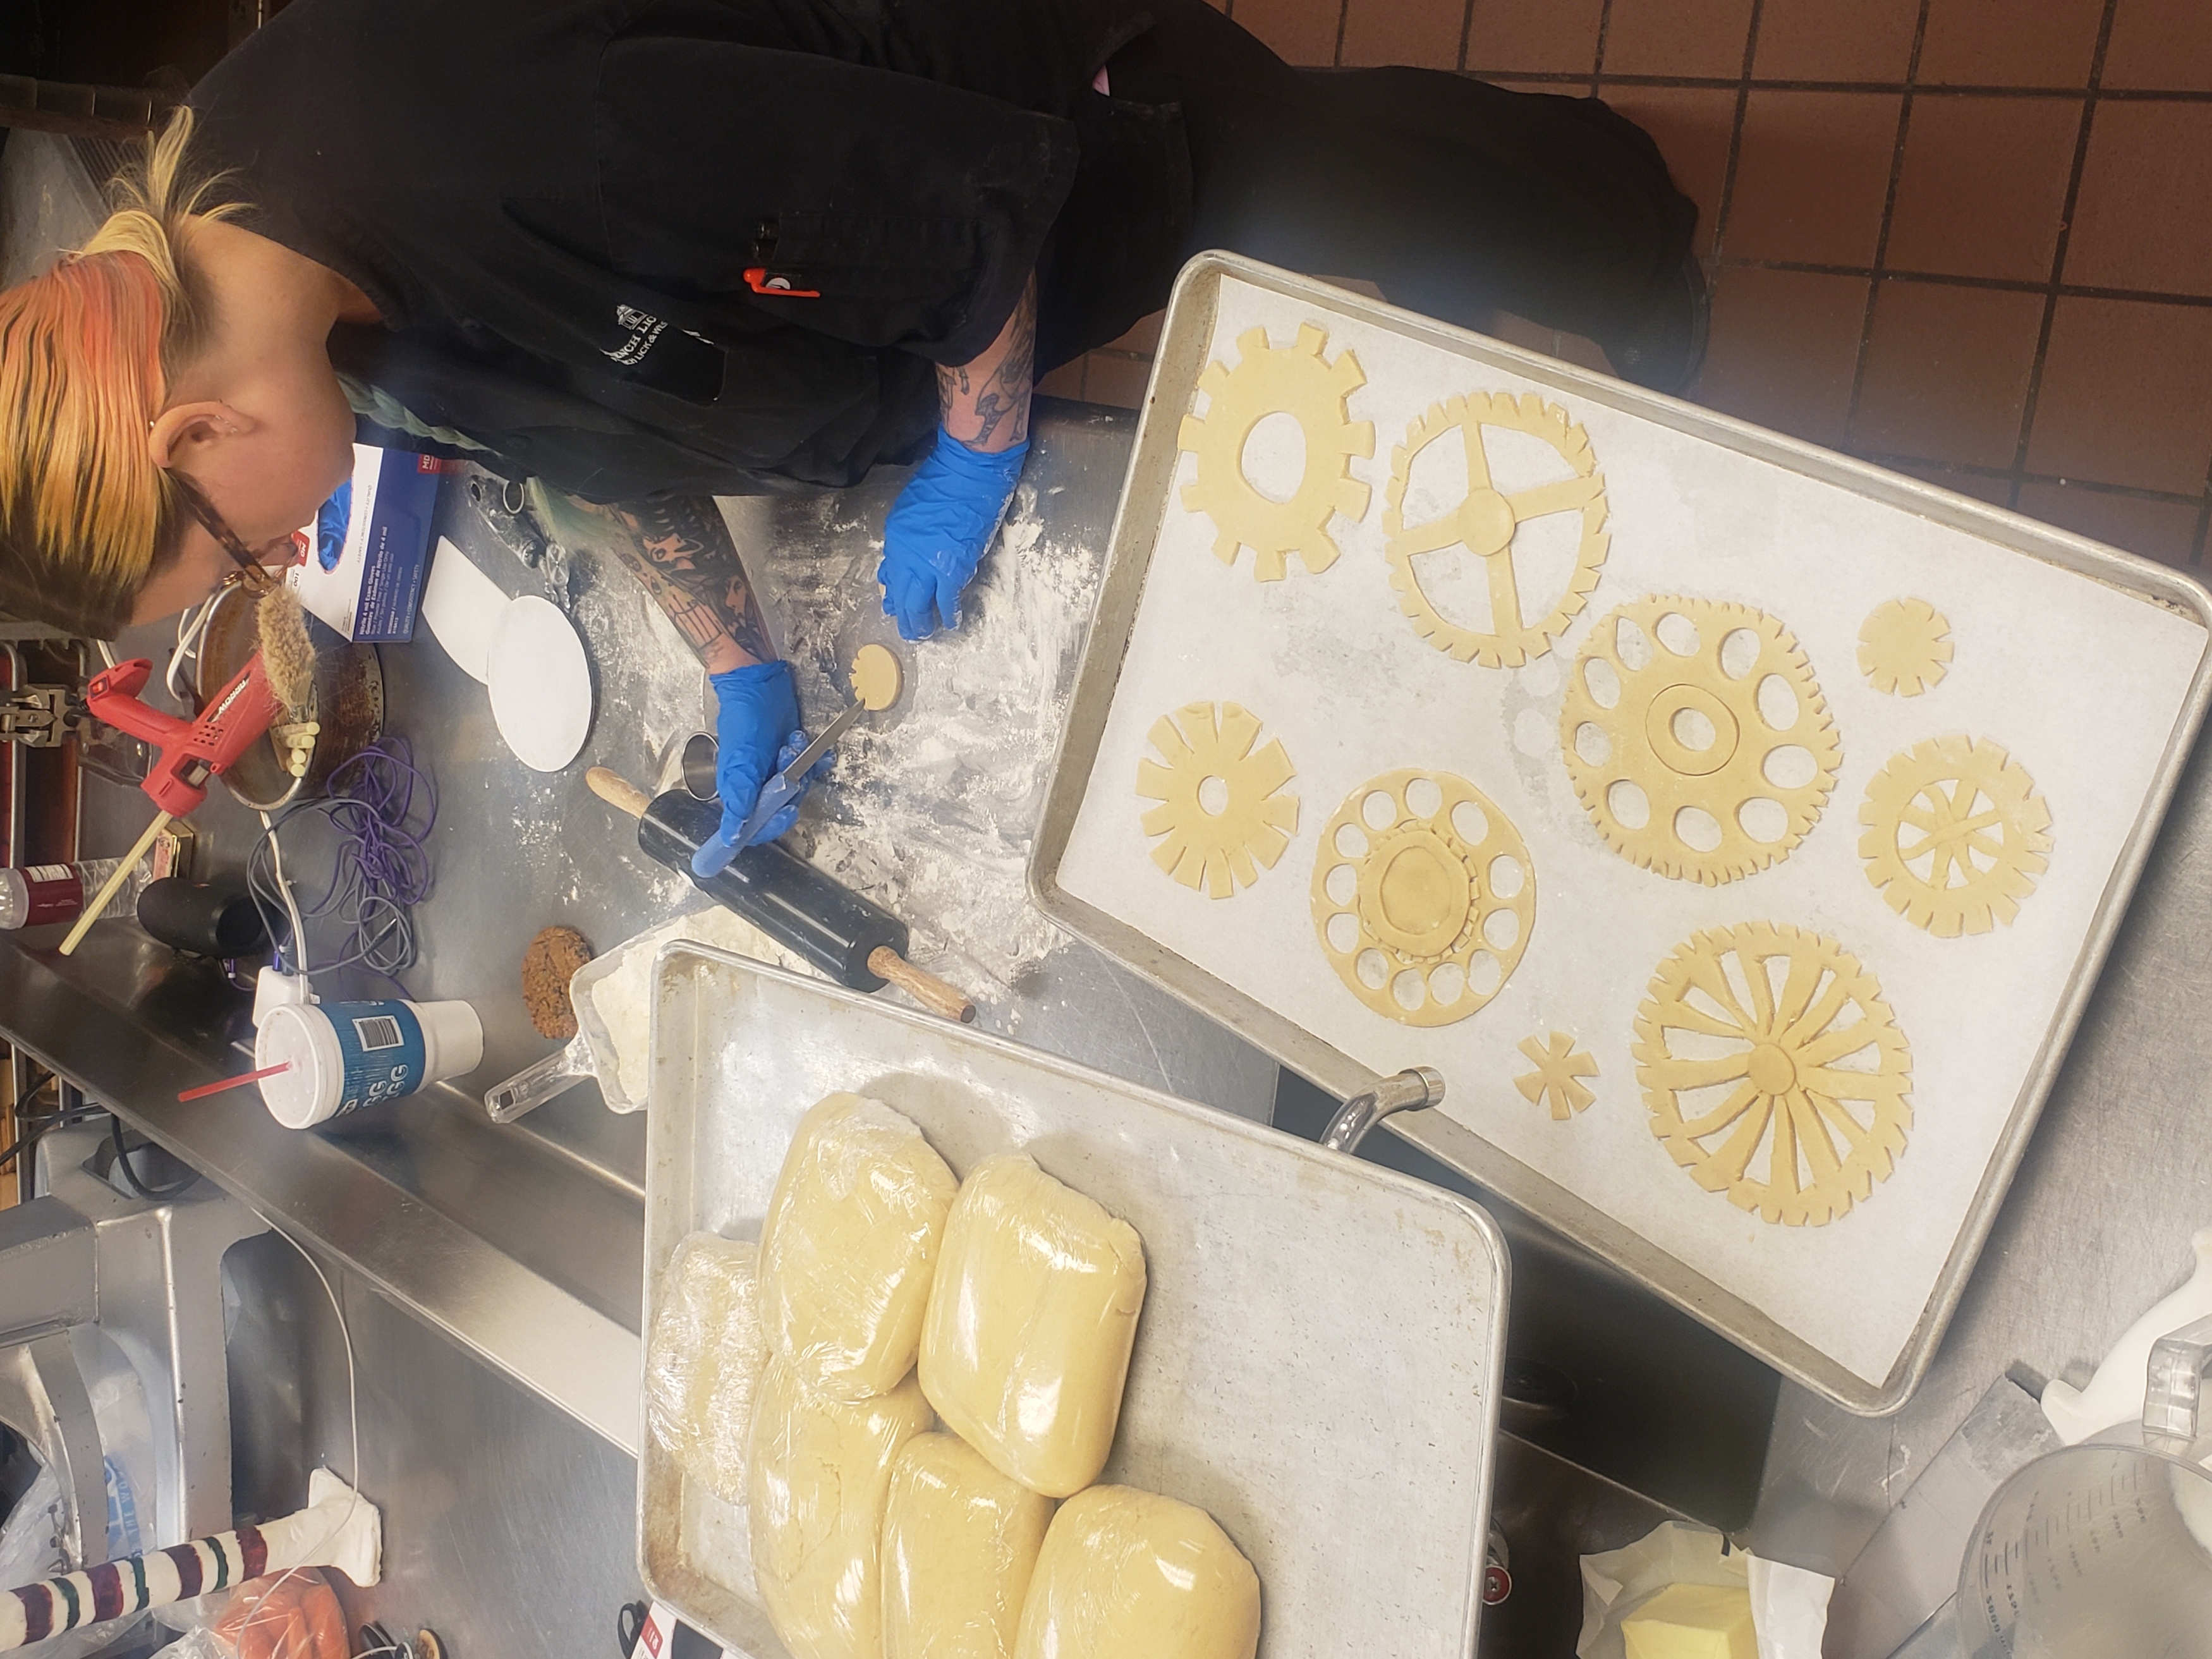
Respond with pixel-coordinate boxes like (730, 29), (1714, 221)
(585, 494), (775, 671)
(938, 274), (1036, 453)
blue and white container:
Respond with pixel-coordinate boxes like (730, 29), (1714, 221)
(255, 997), (483, 1129)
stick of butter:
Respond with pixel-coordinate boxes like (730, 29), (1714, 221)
(1622, 1583), (1757, 1659)
(748, 1352), (933, 1659)
(643, 1232), (765, 1504)
(918, 1153), (1147, 1497)
(759, 1093), (957, 1400)
(1013, 1485), (1260, 1659)
(881, 1431), (1055, 1659)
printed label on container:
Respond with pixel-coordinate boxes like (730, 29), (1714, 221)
(325, 1000), (426, 1117)
(21, 868), (85, 927)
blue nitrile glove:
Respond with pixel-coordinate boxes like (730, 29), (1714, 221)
(698, 660), (810, 875)
(877, 429), (1029, 641)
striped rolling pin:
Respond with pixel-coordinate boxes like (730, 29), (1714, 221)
(0, 1470), (379, 1651)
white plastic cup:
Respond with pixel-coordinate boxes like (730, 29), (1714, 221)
(255, 998), (485, 1129)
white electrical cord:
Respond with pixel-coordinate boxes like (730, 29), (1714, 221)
(164, 592), (225, 703)
(257, 810), (312, 976)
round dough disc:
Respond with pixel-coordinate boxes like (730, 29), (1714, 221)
(849, 643), (903, 712)
(488, 595), (593, 772)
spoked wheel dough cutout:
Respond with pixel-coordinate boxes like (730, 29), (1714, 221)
(1382, 392), (1610, 667)
(1517, 1032), (1598, 1120)
(1634, 923), (1913, 1227)
(1857, 599), (1952, 696)
(1560, 596), (1841, 885)
(1310, 769), (1534, 1026)
(1859, 735), (2052, 935)
(1136, 702), (1299, 897)
(1177, 323), (1374, 581)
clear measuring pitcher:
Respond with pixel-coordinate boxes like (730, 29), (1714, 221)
(1957, 1314), (2212, 1658)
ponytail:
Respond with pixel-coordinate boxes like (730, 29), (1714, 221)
(0, 107), (242, 635)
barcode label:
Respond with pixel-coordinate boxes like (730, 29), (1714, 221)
(351, 1015), (406, 1051)
(25, 865), (71, 883)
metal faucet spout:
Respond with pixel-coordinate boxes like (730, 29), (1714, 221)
(1321, 1066), (1447, 1153)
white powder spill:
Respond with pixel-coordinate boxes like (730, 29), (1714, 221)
(593, 906), (810, 1105)
(762, 482), (1098, 1002)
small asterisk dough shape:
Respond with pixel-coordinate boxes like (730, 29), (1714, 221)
(1177, 322), (1373, 581)
(1310, 769), (1534, 1026)
(1136, 702), (1299, 898)
(1382, 391), (1611, 667)
(1634, 922), (1913, 1227)
(1859, 734), (2053, 935)
(1857, 598), (1953, 696)
(1560, 595), (1842, 885)
(849, 643), (904, 712)
(1516, 1032), (1598, 1119)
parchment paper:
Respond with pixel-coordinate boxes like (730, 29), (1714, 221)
(1056, 276), (2208, 1387)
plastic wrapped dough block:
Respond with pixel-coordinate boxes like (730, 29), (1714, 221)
(1014, 1485), (1261, 1659)
(881, 1431), (1055, 1659)
(643, 1232), (767, 1504)
(759, 1092), (957, 1400)
(919, 1153), (1146, 1497)
(747, 1352), (933, 1659)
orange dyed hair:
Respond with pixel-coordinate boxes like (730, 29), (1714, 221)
(0, 109), (238, 636)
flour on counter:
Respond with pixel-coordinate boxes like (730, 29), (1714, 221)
(760, 482), (1098, 1002)
(592, 906), (811, 1106)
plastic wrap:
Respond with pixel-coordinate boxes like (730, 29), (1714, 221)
(880, 1432), (1055, 1659)
(746, 1352), (933, 1659)
(758, 1094), (956, 1401)
(1014, 1486), (1260, 1659)
(918, 1154), (1146, 1497)
(644, 1233), (767, 1504)
(152, 1572), (349, 1659)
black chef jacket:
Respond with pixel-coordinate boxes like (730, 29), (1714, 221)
(188, 0), (1185, 500)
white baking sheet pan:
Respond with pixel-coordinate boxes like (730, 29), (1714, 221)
(1033, 253), (2212, 1413)
(636, 945), (1510, 1659)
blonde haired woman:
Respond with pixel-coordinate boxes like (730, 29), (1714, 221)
(0, 0), (1698, 845)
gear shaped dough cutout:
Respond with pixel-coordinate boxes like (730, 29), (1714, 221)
(1634, 923), (1912, 1227)
(1517, 1032), (1598, 1119)
(1310, 769), (1533, 1026)
(1382, 392), (1611, 667)
(1858, 599), (1953, 696)
(1177, 322), (1374, 581)
(1136, 702), (1299, 898)
(1859, 734), (2052, 935)
(1560, 596), (1842, 885)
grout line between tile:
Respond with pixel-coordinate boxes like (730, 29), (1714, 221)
(1710, 261), (2212, 311)
(2005, 0), (2122, 511)
(1858, 454), (2208, 506)
(1703, 1), (1764, 273)
(1332, 0), (1349, 68)
(1455, 0), (1476, 73)
(2196, 458), (2212, 566)
(1590, 0), (1615, 94)
(1841, 0), (1934, 454)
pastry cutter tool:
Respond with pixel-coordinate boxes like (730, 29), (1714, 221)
(690, 642), (904, 877)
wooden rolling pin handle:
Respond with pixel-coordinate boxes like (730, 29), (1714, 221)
(868, 946), (976, 1024)
(586, 767), (652, 820)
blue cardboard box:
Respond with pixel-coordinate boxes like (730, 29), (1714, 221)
(286, 446), (458, 642)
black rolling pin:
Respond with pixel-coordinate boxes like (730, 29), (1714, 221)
(586, 767), (975, 1023)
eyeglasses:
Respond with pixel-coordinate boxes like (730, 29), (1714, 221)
(166, 469), (279, 597)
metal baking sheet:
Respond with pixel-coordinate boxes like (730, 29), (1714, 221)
(1030, 252), (2212, 1415)
(637, 944), (1510, 1658)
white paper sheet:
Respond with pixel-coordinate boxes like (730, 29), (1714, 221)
(1056, 276), (2208, 1386)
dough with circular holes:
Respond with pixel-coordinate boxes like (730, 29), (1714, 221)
(1310, 769), (1534, 1026)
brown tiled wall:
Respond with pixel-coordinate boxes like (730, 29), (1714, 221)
(1041, 0), (2212, 569)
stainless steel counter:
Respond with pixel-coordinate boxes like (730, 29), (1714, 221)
(0, 400), (1280, 1461)
(1750, 722), (2212, 1576)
